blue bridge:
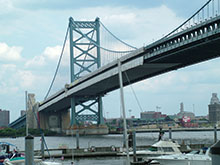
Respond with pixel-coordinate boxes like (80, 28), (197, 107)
(9, 0), (220, 134)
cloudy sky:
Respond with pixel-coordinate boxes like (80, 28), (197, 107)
(1, 0), (219, 122)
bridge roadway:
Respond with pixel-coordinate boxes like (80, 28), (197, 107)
(39, 15), (220, 113)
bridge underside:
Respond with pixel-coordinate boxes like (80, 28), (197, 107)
(39, 14), (220, 115)
(40, 33), (220, 113)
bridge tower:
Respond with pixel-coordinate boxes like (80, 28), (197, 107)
(68, 17), (104, 127)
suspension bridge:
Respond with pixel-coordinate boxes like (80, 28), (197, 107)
(9, 0), (220, 134)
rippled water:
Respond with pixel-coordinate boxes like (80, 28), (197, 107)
(0, 131), (218, 164)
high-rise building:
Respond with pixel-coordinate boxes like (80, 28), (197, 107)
(208, 93), (220, 123)
(0, 109), (10, 127)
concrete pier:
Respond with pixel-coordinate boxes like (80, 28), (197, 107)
(66, 125), (109, 135)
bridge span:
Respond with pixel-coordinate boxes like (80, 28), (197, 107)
(9, 0), (220, 134)
(40, 14), (220, 113)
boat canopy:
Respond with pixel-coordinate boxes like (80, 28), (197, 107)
(0, 142), (17, 147)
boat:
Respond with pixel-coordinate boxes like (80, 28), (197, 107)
(151, 147), (211, 165)
(118, 140), (181, 157)
(3, 157), (62, 165)
(0, 142), (23, 165)
(0, 142), (62, 165)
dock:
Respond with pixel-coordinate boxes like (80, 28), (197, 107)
(109, 127), (220, 134)
(31, 143), (212, 159)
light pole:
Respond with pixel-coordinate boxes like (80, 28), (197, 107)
(128, 109), (132, 118)
(156, 106), (161, 112)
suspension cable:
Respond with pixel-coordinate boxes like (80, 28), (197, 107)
(72, 20), (135, 54)
(162, 0), (212, 39)
(44, 26), (69, 100)
(100, 21), (138, 50)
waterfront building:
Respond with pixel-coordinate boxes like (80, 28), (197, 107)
(0, 109), (10, 127)
(177, 102), (195, 119)
(140, 111), (155, 120)
(140, 111), (166, 120)
(208, 93), (220, 123)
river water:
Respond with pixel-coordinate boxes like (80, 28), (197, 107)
(0, 131), (218, 164)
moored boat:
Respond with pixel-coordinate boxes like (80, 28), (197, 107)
(117, 140), (181, 157)
(0, 141), (62, 165)
(0, 142), (23, 165)
(151, 147), (211, 165)
(3, 157), (62, 165)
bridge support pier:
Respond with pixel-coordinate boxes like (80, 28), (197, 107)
(39, 110), (70, 133)
(70, 97), (76, 126)
(98, 96), (104, 125)
(27, 93), (38, 129)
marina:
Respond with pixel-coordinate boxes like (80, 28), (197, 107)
(0, 131), (218, 164)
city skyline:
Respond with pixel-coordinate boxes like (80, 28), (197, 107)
(1, 0), (220, 122)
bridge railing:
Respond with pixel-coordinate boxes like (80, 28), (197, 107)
(163, 0), (217, 39)
(144, 14), (220, 60)
(144, 0), (220, 56)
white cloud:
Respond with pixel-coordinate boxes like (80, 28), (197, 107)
(25, 46), (60, 67)
(17, 70), (35, 88)
(0, 64), (19, 95)
(133, 71), (181, 93)
(93, 5), (184, 46)
(43, 45), (62, 61)
(25, 44), (70, 68)
(0, 82), (19, 95)
(0, 0), (13, 15)
(131, 58), (220, 96)
(25, 55), (46, 67)
(105, 12), (136, 24)
(0, 42), (23, 61)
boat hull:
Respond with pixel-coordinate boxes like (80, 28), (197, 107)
(157, 159), (211, 165)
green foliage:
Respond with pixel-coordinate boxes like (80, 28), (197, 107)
(0, 128), (17, 137)
(0, 127), (58, 137)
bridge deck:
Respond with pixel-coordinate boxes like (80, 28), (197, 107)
(39, 15), (220, 113)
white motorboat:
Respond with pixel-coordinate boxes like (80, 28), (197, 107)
(151, 147), (211, 165)
(118, 140), (181, 157)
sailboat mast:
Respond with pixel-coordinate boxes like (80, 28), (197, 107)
(118, 59), (130, 165)
(25, 91), (28, 136)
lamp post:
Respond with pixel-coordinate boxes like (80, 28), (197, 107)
(156, 106), (161, 112)
(128, 109), (132, 118)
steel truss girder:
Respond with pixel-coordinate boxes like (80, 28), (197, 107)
(76, 114), (98, 122)
(76, 98), (98, 115)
